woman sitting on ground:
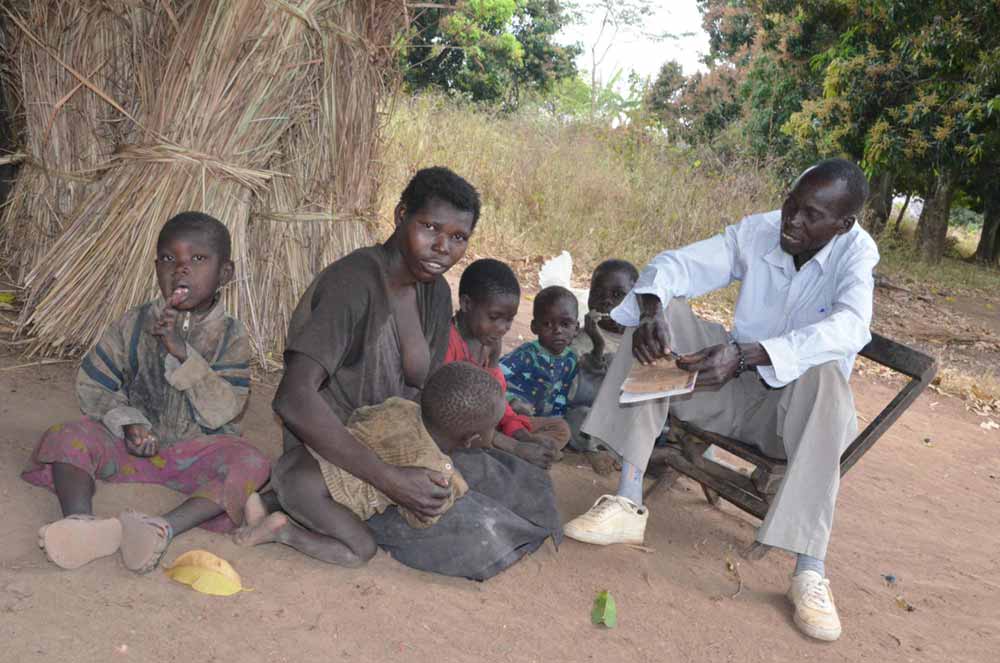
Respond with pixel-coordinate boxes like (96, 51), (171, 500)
(237, 167), (561, 580)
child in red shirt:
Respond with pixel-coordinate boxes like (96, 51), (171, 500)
(446, 259), (570, 468)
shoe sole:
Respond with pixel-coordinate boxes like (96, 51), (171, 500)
(793, 612), (841, 642)
(563, 527), (644, 546)
(39, 518), (122, 570)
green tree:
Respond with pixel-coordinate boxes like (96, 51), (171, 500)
(783, 1), (1000, 261)
(568, 0), (674, 119)
(646, 60), (685, 134)
(403, 0), (579, 107)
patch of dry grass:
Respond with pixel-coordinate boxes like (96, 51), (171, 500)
(378, 95), (782, 284)
(378, 96), (1000, 403)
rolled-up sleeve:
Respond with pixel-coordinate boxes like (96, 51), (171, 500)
(612, 223), (743, 327)
(165, 325), (251, 430)
(757, 249), (877, 387)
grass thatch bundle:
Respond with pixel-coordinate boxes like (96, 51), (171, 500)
(3, 0), (407, 362)
(247, 0), (404, 366)
(0, 1), (159, 283)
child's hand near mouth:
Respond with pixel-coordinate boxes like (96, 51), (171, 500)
(152, 288), (189, 361)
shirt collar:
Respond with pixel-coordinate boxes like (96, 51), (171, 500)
(531, 339), (571, 359)
(809, 233), (839, 272)
(764, 226), (845, 274)
(151, 293), (226, 326)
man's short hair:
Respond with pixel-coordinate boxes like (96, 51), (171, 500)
(157, 211), (231, 261)
(399, 166), (482, 230)
(458, 258), (521, 303)
(421, 362), (504, 435)
(807, 158), (870, 217)
(593, 259), (639, 284)
(533, 285), (578, 320)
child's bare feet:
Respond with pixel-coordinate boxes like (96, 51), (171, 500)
(38, 515), (122, 570)
(234, 491), (289, 546)
(233, 512), (289, 547)
(586, 450), (619, 477)
(242, 492), (268, 527)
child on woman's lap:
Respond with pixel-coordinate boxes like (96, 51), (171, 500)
(234, 362), (505, 559)
(446, 259), (570, 468)
(22, 212), (269, 572)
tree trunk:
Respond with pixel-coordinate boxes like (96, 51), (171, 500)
(974, 190), (1000, 265)
(892, 192), (912, 236)
(916, 168), (956, 263)
(861, 170), (894, 236)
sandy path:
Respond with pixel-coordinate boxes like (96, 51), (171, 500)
(1, 312), (998, 662)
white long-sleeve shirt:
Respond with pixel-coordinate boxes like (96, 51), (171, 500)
(611, 210), (880, 388)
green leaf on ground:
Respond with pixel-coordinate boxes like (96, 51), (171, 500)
(591, 590), (617, 628)
(0, 293), (14, 304)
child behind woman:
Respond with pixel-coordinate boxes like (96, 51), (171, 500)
(446, 259), (570, 468)
(22, 211), (269, 573)
(566, 259), (639, 474)
(500, 284), (580, 421)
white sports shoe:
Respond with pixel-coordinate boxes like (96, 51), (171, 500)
(788, 570), (842, 641)
(563, 495), (648, 545)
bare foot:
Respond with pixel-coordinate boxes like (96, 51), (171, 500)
(586, 450), (617, 477)
(243, 492), (268, 528)
(233, 512), (288, 547)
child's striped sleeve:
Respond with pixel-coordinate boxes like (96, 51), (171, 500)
(76, 314), (152, 437)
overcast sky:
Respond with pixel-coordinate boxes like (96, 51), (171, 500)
(557, 1), (709, 88)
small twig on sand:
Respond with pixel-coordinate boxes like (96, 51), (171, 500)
(626, 544), (656, 554)
(726, 557), (744, 599)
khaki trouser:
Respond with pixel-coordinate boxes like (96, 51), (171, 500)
(581, 299), (857, 559)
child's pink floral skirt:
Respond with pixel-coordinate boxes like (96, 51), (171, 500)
(22, 417), (270, 532)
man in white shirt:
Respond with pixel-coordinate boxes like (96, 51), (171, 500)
(563, 158), (878, 642)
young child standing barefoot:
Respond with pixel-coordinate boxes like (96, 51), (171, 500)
(22, 212), (269, 573)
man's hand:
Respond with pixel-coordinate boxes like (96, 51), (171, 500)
(152, 290), (188, 361)
(632, 294), (671, 365)
(123, 423), (159, 457)
(380, 465), (452, 521)
(675, 343), (740, 390)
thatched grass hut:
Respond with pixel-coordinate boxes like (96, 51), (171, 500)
(0, 0), (408, 365)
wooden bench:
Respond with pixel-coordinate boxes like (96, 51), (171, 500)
(643, 332), (937, 559)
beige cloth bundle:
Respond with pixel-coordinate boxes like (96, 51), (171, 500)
(308, 397), (468, 527)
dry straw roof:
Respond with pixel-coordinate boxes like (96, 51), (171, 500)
(1, 0), (408, 365)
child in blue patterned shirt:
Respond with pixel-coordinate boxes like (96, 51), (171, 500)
(500, 286), (579, 417)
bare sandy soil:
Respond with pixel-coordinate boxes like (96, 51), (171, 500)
(2, 298), (999, 663)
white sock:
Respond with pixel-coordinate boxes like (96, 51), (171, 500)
(616, 461), (644, 506)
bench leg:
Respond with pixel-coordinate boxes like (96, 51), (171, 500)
(643, 466), (680, 501)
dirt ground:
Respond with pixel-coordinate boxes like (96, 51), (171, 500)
(2, 292), (1000, 663)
